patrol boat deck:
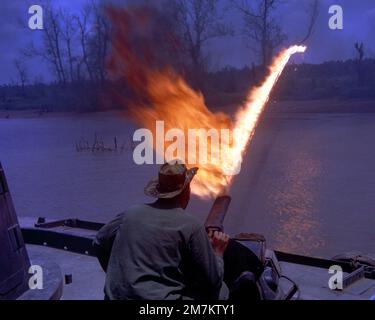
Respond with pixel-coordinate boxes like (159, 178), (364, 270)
(20, 216), (375, 300)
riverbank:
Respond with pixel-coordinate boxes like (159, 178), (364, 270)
(1, 98), (374, 120)
(0, 109), (123, 120)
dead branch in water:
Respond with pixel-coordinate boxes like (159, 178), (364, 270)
(75, 133), (136, 153)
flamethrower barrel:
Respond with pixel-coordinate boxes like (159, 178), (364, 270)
(204, 195), (231, 232)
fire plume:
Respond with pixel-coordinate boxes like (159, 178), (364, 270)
(228, 45), (307, 185)
(107, 8), (306, 199)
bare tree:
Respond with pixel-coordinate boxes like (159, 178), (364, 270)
(75, 5), (95, 82)
(299, 0), (320, 44)
(74, 2), (110, 85)
(233, 0), (319, 67)
(355, 42), (365, 86)
(61, 9), (77, 82)
(22, 4), (66, 84)
(23, 3), (90, 84)
(355, 42), (365, 61)
(168, 0), (231, 76)
(44, 5), (66, 84)
(89, 2), (111, 85)
(232, 0), (286, 68)
(14, 59), (28, 91)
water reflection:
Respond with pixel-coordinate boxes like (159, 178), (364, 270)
(268, 149), (325, 255)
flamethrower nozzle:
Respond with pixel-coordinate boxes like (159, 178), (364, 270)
(205, 195), (231, 232)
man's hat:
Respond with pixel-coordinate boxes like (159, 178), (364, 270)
(144, 162), (198, 199)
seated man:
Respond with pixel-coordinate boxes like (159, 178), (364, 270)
(94, 162), (229, 300)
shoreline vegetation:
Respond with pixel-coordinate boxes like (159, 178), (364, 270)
(2, 57), (375, 119)
(1, 98), (375, 120)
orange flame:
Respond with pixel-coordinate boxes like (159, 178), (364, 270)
(107, 8), (306, 199)
(228, 45), (307, 184)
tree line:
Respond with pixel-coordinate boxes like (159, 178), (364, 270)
(4, 0), (373, 112)
(15, 1), (319, 85)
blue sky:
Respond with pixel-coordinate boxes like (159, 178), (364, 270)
(1, 0), (374, 84)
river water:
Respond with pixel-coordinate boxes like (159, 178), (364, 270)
(0, 110), (374, 258)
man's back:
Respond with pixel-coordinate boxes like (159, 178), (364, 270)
(104, 204), (223, 300)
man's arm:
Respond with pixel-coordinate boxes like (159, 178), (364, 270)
(187, 227), (229, 299)
(93, 212), (125, 272)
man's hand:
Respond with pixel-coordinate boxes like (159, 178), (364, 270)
(208, 230), (230, 257)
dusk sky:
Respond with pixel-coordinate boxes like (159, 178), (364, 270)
(1, 0), (375, 84)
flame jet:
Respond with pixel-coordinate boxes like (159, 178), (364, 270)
(223, 45), (307, 188)
(107, 8), (306, 198)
